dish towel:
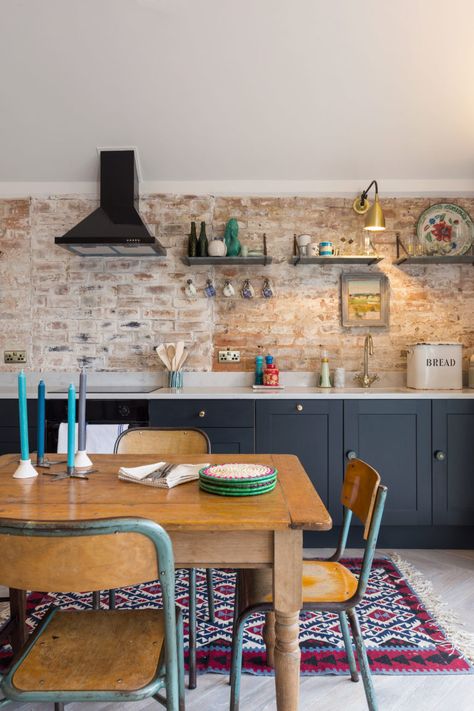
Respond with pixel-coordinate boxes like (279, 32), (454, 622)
(57, 423), (129, 454)
(118, 462), (209, 489)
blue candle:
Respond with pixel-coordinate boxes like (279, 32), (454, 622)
(67, 384), (76, 469)
(18, 370), (29, 461)
(37, 380), (46, 460)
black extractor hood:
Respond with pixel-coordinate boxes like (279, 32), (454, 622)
(55, 150), (166, 257)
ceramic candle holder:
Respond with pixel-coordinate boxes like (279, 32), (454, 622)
(13, 458), (38, 479)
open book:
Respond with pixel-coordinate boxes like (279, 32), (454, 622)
(118, 461), (209, 489)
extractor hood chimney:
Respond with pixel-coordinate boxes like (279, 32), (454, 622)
(55, 150), (166, 257)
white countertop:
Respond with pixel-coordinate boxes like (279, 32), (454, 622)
(0, 371), (472, 399)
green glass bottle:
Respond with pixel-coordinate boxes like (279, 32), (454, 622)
(188, 221), (198, 257)
(198, 221), (208, 257)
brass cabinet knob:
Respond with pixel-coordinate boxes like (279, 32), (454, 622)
(296, 404), (304, 412)
(435, 450), (446, 461)
(198, 410), (206, 418)
(347, 450), (357, 460)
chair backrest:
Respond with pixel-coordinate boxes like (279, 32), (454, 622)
(114, 427), (211, 455)
(0, 517), (171, 594)
(335, 459), (388, 601)
(341, 458), (381, 540)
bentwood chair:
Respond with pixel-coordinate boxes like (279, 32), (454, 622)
(230, 459), (388, 711)
(0, 517), (184, 711)
(114, 426), (215, 689)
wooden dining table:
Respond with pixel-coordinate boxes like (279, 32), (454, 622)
(0, 452), (332, 711)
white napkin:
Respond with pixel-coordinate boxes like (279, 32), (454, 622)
(118, 462), (209, 489)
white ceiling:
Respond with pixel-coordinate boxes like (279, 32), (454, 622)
(1, 0), (473, 194)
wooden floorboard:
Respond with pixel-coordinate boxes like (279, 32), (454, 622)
(3, 549), (474, 710)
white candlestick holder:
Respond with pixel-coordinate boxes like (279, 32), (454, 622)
(13, 458), (39, 479)
(74, 450), (94, 470)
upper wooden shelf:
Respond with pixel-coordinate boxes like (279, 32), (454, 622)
(394, 255), (474, 265)
(291, 256), (383, 266)
(181, 256), (272, 266)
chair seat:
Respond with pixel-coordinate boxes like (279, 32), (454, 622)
(12, 609), (165, 693)
(302, 560), (358, 603)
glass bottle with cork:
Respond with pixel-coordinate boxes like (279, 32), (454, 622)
(198, 221), (208, 257)
(188, 221), (198, 257)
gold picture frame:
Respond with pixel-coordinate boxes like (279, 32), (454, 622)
(341, 273), (389, 327)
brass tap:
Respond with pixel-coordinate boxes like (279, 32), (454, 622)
(354, 334), (379, 388)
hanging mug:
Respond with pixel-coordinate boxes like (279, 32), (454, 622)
(241, 279), (255, 299)
(204, 279), (216, 297)
(223, 279), (235, 297)
(262, 278), (274, 298)
(184, 278), (197, 298)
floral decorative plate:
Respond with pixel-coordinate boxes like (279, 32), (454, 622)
(416, 203), (473, 256)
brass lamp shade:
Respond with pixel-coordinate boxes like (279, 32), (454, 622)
(364, 194), (385, 231)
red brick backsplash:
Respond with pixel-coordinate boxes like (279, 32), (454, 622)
(0, 195), (473, 373)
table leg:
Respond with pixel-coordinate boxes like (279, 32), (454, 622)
(9, 588), (27, 654)
(273, 530), (303, 711)
(263, 612), (276, 668)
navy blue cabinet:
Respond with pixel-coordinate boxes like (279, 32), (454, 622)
(0, 400), (37, 457)
(433, 399), (474, 526)
(256, 400), (343, 523)
(149, 399), (254, 453)
(344, 400), (432, 526)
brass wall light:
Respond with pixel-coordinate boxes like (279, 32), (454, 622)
(353, 179), (386, 231)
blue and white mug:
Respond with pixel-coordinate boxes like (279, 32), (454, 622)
(319, 241), (335, 256)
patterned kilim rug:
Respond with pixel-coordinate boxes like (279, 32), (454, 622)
(0, 556), (472, 675)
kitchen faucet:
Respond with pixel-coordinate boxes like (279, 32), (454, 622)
(354, 333), (379, 388)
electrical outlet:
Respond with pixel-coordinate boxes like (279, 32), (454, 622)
(4, 350), (27, 364)
(218, 349), (241, 363)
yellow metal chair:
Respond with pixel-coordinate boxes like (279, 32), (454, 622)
(0, 517), (184, 711)
(114, 426), (215, 689)
(230, 459), (388, 711)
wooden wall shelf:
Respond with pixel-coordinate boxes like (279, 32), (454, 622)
(182, 256), (272, 266)
(394, 255), (474, 265)
(291, 256), (383, 266)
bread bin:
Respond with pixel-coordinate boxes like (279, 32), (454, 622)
(406, 343), (462, 390)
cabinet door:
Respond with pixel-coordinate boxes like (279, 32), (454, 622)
(433, 399), (474, 525)
(202, 428), (254, 454)
(0, 400), (37, 456)
(344, 400), (432, 526)
(256, 400), (343, 522)
(148, 400), (255, 454)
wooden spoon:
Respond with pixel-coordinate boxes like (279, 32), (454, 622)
(174, 341), (185, 371)
(166, 343), (176, 371)
(155, 344), (171, 370)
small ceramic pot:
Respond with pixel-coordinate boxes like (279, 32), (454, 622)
(208, 239), (227, 257)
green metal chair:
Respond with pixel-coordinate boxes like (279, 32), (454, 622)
(229, 459), (388, 711)
(114, 426), (216, 689)
(0, 517), (184, 711)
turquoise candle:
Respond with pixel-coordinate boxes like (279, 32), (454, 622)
(18, 370), (29, 461)
(67, 384), (76, 469)
(37, 380), (46, 460)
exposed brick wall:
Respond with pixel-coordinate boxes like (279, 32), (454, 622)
(0, 195), (473, 373)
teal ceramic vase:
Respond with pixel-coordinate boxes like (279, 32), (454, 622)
(224, 218), (241, 257)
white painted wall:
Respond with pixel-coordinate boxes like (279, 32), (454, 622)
(0, 0), (473, 194)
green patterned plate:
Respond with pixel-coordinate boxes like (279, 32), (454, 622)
(199, 479), (276, 497)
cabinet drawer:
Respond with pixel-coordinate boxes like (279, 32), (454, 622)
(149, 400), (254, 429)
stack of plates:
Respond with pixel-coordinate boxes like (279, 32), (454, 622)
(199, 463), (277, 497)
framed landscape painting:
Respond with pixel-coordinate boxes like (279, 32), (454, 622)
(341, 273), (389, 327)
